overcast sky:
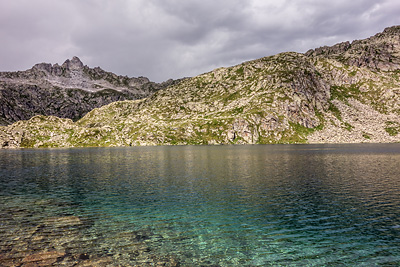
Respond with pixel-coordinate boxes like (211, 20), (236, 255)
(1, 0), (399, 82)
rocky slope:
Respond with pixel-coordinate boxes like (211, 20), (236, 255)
(0, 56), (179, 125)
(1, 26), (400, 148)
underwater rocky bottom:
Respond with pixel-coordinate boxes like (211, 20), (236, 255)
(0, 197), (182, 266)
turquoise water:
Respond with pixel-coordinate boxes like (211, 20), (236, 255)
(1, 144), (400, 266)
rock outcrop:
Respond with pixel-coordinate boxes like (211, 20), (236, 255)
(0, 57), (182, 125)
(1, 26), (400, 148)
(306, 26), (400, 71)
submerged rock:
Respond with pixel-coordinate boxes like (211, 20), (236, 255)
(43, 216), (83, 228)
(21, 250), (66, 266)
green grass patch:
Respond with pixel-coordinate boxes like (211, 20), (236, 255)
(330, 84), (361, 101)
(236, 67), (244, 76)
(232, 106), (244, 114)
(280, 122), (320, 144)
(328, 103), (342, 121)
(20, 138), (35, 148)
(385, 121), (400, 136)
(362, 132), (371, 139)
(290, 122), (315, 136)
(279, 130), (306, 144)
(344, 122), (354, 131)
(314, 109), (325, 131)
(224, 91), (241, 102)
(349, 70), (357, 76)
(385, 127), (399, 136)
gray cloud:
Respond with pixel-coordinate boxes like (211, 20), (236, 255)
(1, 0), (399, 82)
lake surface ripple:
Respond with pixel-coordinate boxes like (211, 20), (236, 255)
(1, 144), (400, 266)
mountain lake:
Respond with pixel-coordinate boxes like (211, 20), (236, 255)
(1, 144), (399, 266)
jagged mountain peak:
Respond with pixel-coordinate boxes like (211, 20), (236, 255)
(62, 56), (84, 70)
(0, 56), (183, 126)
(32, 56), (84, 72)
(25, 57), (159, 92)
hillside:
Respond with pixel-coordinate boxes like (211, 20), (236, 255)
(1, 26), (400, 148)
(0, 56), (180, 125)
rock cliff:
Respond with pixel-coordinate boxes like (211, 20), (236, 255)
(305, 26), (400, 71)
(1, 26), (400, 148)
(0, 56), (180, 125)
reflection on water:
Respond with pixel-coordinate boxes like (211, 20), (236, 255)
(1, 144), (400, 266)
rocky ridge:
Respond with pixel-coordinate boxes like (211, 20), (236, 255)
(1, 26), (400, 148)
(305, 26), (400, 71)
(0, 56), (180, 125)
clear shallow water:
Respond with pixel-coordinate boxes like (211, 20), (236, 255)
(1, 144), (400, 266)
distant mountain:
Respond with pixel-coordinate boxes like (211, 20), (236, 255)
(0, 56), (181, 125)
(1, 26), (400, 148)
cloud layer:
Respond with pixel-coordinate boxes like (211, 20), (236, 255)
(1, 0), (400, 82)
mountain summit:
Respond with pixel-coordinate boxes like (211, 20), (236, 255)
(1, 26), (400, 148)
(33, 56), (84, 76)
(62, 56), (84, 70)
(0, 57), (181, 125)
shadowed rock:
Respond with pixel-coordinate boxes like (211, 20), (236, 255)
(0, 57), (184, 125)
